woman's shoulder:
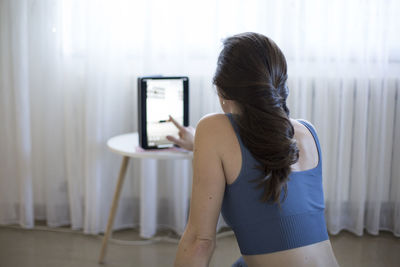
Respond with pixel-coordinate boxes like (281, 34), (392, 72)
(291, 118), (318, 135)
(289, 118), (321, 171)
(195, 113), (234, 143)
(198, 112), (229, 122)
(197, 113), (231, 130)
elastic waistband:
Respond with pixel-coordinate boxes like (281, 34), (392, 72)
(233, 210), (329, 255)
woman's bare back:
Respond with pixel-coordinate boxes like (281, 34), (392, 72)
(243, 239), (339, 267)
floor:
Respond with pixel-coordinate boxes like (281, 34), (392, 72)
(0, 225), (399, 267)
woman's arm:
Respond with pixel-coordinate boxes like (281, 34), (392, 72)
(174, 115), (226, 267)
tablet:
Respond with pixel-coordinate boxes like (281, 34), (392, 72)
(138, 76), (189, 149)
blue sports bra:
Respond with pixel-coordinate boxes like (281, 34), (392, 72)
(221, 113), (329, 255)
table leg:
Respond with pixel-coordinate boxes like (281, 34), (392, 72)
(98, 156), (130, 264)
(140, 158), (158, 238)
(172, 159), (191, 234)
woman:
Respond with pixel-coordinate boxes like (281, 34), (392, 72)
(170, 32), (339, 267)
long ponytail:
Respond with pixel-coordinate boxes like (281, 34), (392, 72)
(213, 32), (299, 204)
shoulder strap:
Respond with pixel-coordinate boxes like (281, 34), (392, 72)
(297, 119), (322, 166)
(225, 113), (246, 148)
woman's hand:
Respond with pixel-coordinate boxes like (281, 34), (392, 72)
(166, 115), (195, 151)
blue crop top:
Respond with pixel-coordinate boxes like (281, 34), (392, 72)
(221, 113), (329, 255)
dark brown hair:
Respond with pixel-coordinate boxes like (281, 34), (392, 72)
(213, 32), (299, 204)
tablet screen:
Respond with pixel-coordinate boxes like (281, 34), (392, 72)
(146, 79), (183, 148)
(138, 76), (189, 149)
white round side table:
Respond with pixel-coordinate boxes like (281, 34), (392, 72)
(99, 132), (192, 263)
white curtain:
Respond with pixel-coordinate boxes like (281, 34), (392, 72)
(0, 0), (399, 236)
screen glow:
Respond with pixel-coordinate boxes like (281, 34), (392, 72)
(145, 79), (184, 148)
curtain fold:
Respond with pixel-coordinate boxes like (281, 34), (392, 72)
(0, 0), (399, 237)
(0, 0), (34, 228)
